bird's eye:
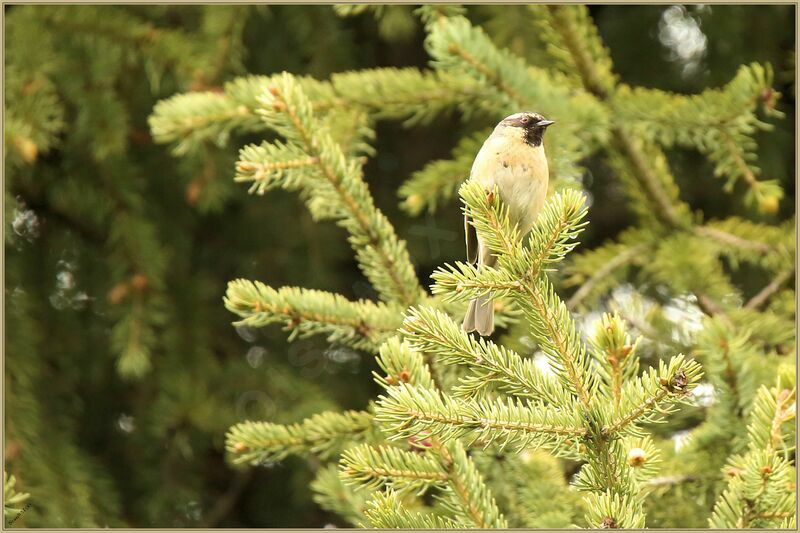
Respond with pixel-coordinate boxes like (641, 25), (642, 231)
(520, 117), (529, 124)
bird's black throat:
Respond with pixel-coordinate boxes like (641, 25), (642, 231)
(524, 126), (546, 147)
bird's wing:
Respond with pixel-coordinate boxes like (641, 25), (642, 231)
(465, 136), (497, 264)
(465, 213), (478, 263)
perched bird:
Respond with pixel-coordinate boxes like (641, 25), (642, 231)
(462, 111), (554, 336)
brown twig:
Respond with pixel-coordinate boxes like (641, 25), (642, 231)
(744, 269), (794, 310)
(566, 244), (645, 310)
(694, 225), (771, 255)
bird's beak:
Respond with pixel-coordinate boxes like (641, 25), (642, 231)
(538, 120), (555, 128)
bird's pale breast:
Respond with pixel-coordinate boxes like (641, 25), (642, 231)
(470, 136), (549, 235)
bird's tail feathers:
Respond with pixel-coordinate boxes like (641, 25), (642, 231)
(462, 294), (494, 336)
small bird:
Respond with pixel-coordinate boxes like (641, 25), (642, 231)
(462, 111), (554, 336)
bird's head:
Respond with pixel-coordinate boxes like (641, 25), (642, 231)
(494, 112), (555, 147)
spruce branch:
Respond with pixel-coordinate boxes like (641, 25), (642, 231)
(239, 73), (424, 307)
(105, 211), (169, 380)
(402, 306), (571, 405)
(149, 91), (258, 155)
(472, 447), (586, 528)
(374, 337), (437, 391)
(340, 443), (450, 494)
(363, 489), (459, 528)
(331, 68), (488, 126)
(149, 74), (345, 154)
(710, 449), (795, 528)
(642, 233), (740, 305)
(348, 440), (507, 528)
(399, 129), (489, 216)
(433, 183), (596, 407)
(584, 490), (646, 529)
(536, 5), (616, 98)
(696, 318), (760, 418)
(525, 188), (590, 274)
(602, 355), (703, 437)
(612, 63), (784, 210)
(698, 216), (795, 273)
(375, 383), (586, 454)
(610, 131), (692, 229)
(414, 5), (467, 27)
(434, 439), (508, 528)
(311, 464), (371, 527)
(537, 6), (694, 229)
(140, 7), (791, 528)
(425, 14), (527, 108)
(5, 67), (65, 166)
(226, 409), (375, 466)
(586, 216), (786, 320)
(150, 67), (479, 156)
(621, 435), (663, 488)
(575, 436), (659, 525)
(745, 269), (794, 310)
(113, 295), (154, 379)
(566, 240), (648, 310)
(3, 471), (30, 520)
(588, 313), (641, 409)
(694, 223), (773, 256)
(746, 376), (796, 455)
(224, 279), (401, 351)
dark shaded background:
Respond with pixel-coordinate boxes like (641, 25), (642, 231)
(5, 4), (795, 527)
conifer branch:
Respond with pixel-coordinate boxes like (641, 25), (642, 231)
(224, 280), (401, 351)
(311, 465), (371, 527)
(584, 490), (646, 529)
(374, 337), (437, 391)
(540, 6), (691, 229)
(344, 441), (506, 528)
(331, 68), (488, 125)
(588, 313), (641, 409)
(226, 410), (375, 465)
(694, 224), (772, 255)
(710, 449), (796, 528)
(696, 318), (756, 419)
(435, 184), (597, 407)
(3, 471), (30, 520)
(603, 355), (702, 437)
(612, 63), (783, 209)
(242, 74), (423, 307)
(340, 444), (450, 493)
(375, 383), (587, 453)
(401, 306), (570, 404)
(399, 130), (488, 215)
(6, 67), (65, 165)
(149, 91), (259, 155)
(150, 74), (344, 153)
(611, 131), (691, 229)
(566, 243), (646, 309)
(434, 439), (508, 528)
(746, 376), (795, 454)
(541, 5), (615, 98)
(745, 269), (794, 310)
(363, 489), (459, 528)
